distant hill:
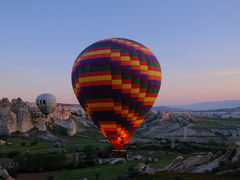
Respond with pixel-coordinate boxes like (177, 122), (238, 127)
(152, 106), (188, 112)
(171, 100), (240, 111)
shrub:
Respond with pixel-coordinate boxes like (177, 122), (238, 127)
(16, 152), (67, 172)
(30, 140), (38, 146)
(97, 145), (112, 158)
(83, 145), (97, 159)
(8, 151), (21, 158)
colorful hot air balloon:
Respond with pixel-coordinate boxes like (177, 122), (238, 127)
(72, 38), (162, 150)
(36, 93), (56, 116)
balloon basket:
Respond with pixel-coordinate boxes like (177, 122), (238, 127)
(112, 150), (128, 159)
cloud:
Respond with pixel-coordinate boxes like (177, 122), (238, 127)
(218, 69), (240, 75)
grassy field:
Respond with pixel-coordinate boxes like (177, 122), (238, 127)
(0, 137), (59, 153)
(53, 162), (136, 180)
(194, 117), (240, 130)
(53, 153), (191, 180)
(0, 133), (109, 154)
(151, 154), (193, 169)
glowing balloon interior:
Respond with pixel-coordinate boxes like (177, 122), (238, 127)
(72, 38), (162, 150)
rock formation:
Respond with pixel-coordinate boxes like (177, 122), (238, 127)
(55, 119), (77, 136)
(0, 169), (15, 180)
(50, 105), (70, 120)
(156, 141), (240, 175)
(0, 98), (80, 136)
(10, 98), (34, 132)
(0, 98), (33, 135)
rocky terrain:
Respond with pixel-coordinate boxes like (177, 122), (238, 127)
(0, 97), (240, 179)
(0, 97), (240, 145)
(132, 141), (240, 177)
(136, 109), (240, 144)
(0, 97), (95, 139)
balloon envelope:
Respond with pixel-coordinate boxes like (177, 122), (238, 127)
(72, 38), (162, 150)
(36, 93), (56, 115)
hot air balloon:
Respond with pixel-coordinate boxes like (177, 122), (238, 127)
(36, 93), (56, 116)
(72, 38), (162, 153)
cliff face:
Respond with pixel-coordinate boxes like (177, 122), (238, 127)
(0, 98), (17, 135)
(50, 105), (70, 120)
(11, 98), (34, 132)
(0, 98), (78, 136)
(0, 98), (34, 135)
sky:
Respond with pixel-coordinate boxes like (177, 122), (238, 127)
(0, 0), (240, 106)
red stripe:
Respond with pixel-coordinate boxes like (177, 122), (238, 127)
(114, 102), (122, 106)
(146, 93), (158, 97)
(131, 65), (140, 70)
(81, 53), (111, 61)
(86, 98), (113, 103)
(99, 121), (116, 125)
(111, 49), (120, 52)
(148, 75), (161, 80)
(111, 57), (121, 61)
(148, 66), (161, 71)
(140, 61), (147, 65)
(122, 79), (131, 83)
(112, 75), (122, 79)
(130, 56), (139, 60)
(90, 107), (114, 111)
(78, 70), (111, 77)
(120, 52), (129, 56)
(132, 84), (140, 88)
(84, 46), (111, 53)
(121, 61), (130, 65)
(112, 85), (122, 89)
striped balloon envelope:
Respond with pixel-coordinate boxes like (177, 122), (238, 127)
(72, 38), (162, 150)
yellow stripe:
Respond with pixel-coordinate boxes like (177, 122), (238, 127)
(135, 120), (143, 124)
(139, 93), (145, 98)
(121, 56), (130, 61)
(127, 113), (134, 117)
(141, 47), (151, 52)
(140, 66), (148, 70)
(79, 75), (111, 83)
(131, 61), (140, 66)
(114, 106), (122, 111)
(111, 53), (120, 57)
(133, 44), (140, 48)
(87, 102), (114, 108)
(82, 50), (111, 57)
(112, 79), (122, 85)
(132, 117), (138, 120)
(122, 84), (131, 89)
(144, 97), (156, 102)
(148, 71), (161, 76)
(131, 88), (139, 93)
(38, 104), (56, 107)
(122, 110), (128, 114)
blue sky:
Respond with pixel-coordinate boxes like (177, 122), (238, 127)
(0, 0), (240, 106)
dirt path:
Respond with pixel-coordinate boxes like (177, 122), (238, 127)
(16, 171), (60, 180)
